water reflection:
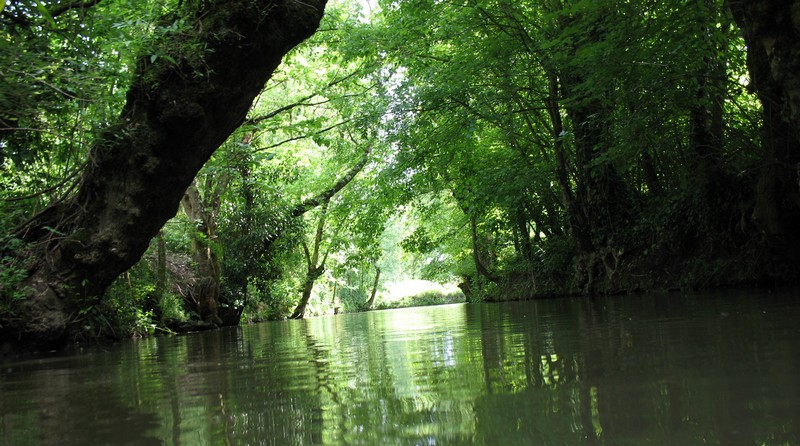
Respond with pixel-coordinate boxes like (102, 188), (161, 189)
(2, 292), (800, 445)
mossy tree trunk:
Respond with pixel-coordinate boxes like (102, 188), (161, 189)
(6, 0), (327, 349)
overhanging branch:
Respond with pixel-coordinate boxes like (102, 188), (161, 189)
(291, 146), (372, 217)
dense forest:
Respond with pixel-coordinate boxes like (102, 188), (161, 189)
(1, 0), (798, 351)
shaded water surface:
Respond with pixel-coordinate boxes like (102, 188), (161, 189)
(2, 291), (800, 445)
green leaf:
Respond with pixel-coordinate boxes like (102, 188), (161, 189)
(33, 0), (56, 27)
(161, 54), (178, 65)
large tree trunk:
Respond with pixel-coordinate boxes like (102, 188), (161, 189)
(727, 0), (800, 254)
(559, 73), (630, 292)
(6, 0), (327, 349)
(548, 3), (631, 293)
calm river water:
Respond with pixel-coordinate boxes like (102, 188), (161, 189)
(2, 290), (800, 445)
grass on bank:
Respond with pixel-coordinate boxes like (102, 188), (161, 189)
(373, 280), (465, 310)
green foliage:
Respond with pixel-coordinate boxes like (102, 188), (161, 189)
(338, 283), (368, 312)
(374, 289), (465, 310)
(1, 0), (796, 341)
(0, 236), (29, 318)
(362, 0), (783, 293)
(534, 235), (577, 292)
(0, 202), (31, 319)
(98, 234), (188, 337)
(100, 273), (157, 338)
(0, 0), (169, 173)
(133, 14), (213, 91)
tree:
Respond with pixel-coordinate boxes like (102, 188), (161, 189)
(180, 178), (227, 326)
(291, 197), (332, 319)
(726, 0), (800, 257)
(2, 0), (328, 349)
(4, 0), (799, 348)
(369, 0), (789, 295)
(288, 145), (372, 318)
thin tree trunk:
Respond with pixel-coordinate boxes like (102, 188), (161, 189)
(291, 198), (330, 319)
(688, 5), (730, 236)
(545, 71), (592, 253)
(516, 209), (534, 263)
(365, 266), (381, 309)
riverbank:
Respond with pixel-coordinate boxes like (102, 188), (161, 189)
(485, 239), (800, 302)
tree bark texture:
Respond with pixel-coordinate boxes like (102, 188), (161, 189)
(7, 0), (328, 348)
(727, 0), (800, 245)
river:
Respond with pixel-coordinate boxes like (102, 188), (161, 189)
(1, 290), (799, 445)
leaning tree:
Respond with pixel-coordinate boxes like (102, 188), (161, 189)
(3, 0), (328, 349)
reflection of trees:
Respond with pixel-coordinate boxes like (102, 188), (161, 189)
(470, 295), (800, 445)
(3, 294), (799, 445)
(470, 301), (592, 444)
(223, 322), (325, 444)
(567, 294), (800, 445)
(303, 306), (482, 444)
(0, 354), (162, 445)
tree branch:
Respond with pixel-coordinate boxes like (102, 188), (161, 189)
(247, 70), (362, 125)
(50, 0), (103, 18)
(291, 146), (372, 217)
(255, 119), (351, 152)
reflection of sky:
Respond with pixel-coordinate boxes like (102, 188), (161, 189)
(381, 305), (468, 400)
(433, 332), (456, 368)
